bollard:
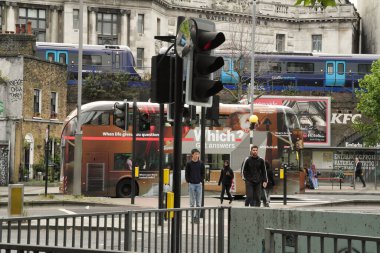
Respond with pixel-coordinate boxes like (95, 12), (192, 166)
(135, 166), (139, 178)
(166, 191), (174, 219)
(163, 168), (170, 185)
(8, 184), (24, 216)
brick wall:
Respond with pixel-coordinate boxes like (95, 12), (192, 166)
(0, 34), (35, 56)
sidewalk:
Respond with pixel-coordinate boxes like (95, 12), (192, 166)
(304, 182), (380, 195)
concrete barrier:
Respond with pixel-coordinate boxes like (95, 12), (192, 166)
(230, 207), (380, 253)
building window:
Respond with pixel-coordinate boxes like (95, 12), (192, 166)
(19, 7), (46, 42)
(138, 14), (144, 34)
(137, 48), (144, 68)
(33, 89), (41, 115)
(157, 18), (161, 36)
(51, 92), (58, 118)
(97, 12), (118, 45)
(312, 35), (322, 52)
(73, 9), (79, 29)
(276, 34), (285, 52)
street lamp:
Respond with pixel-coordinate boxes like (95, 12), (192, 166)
(249, 114), (258, 147)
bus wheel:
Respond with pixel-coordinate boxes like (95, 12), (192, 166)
(116, 179), (132, 197)
(116, 179), (138, 198)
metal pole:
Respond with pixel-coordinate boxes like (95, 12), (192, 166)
(200, 107), (206, 218)
(131, 101), (137, 204)
(44, 125), (50, 196)
(158, 104), (164, 213)
(171, 16), (185, 253)
(73, 0), (83, 196)
(249, 0), (257, 147)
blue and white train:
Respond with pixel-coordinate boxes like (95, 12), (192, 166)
(219, 53), (380, 92)
(35, 42), (141, 85)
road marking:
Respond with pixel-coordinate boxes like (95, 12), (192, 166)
(59, 208), (76, 215)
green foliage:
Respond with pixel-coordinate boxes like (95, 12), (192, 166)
(82, 73), (148, 103)
(295, 0), (338, 7)
(354, 60), (380, 146)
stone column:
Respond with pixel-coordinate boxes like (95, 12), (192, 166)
(88, 7), (98, 44)
(5, 1), (17, 33)
(120, 10), (130, 46)
(50, 6), (60, 42)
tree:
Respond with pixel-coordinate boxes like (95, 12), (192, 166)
(82, 73), (149, 103)
(353, 59), (380, 146)
(295, 0), (339, 7)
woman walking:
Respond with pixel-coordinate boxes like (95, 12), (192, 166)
(218, 160), (234, 204)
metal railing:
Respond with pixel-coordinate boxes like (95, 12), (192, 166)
(264, 228), (380, 253)
(0, 206), (230, 253)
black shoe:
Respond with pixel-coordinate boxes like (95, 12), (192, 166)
(363, 185), (366, 188)
(229, 199), (232, 204)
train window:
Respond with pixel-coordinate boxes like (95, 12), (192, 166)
(59, 53), (67, 64)
(337, 63), (345, 75)
(83, 55), (102, 65)
(47, 52), (55, 62)
(223, 60), (229, 71)
(115, 54), (120, 69)
(255, 61), (281, 73)
(327, 63), (334, 74)
(358, 64), (371, 74)
(286, 62), (314, 74)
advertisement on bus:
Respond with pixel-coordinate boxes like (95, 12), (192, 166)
(254, 96), (331, 147)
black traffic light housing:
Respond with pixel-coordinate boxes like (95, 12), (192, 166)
(176, 18), (225, 107)
(151, 54), (175, 103)
(113, 100), (129, 130)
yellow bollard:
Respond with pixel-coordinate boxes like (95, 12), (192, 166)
(8, 184), (24, 216)
(163, 168), (170, 185)
(135, 166), (139, 178)
(166, 191), (174, 219)
(280, 168), (284, 179)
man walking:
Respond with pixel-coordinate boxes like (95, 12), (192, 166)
(355, 157), (366, 188)
(185, 148), (205, 222)
(242, 145), (268, 207)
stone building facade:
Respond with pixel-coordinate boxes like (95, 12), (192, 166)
(0, 33), (67, 184)
(358, 0), (380, 54)
(0, 0), (360, 76)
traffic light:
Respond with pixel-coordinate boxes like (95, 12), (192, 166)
(151, 54), (175, 103)
(176, 18), (225, 107)
(114, 100), (128, 130)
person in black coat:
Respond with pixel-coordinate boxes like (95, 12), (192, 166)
(262, 160), (275, 207)
(218, 160), (234, 204)
(242, 145), (268, 207)
(355, 157), (366, 187)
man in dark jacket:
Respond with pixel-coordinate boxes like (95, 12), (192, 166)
(242, 145), (268, 207)
(355, 157), (366, 187)
(185, 148), (205, 222)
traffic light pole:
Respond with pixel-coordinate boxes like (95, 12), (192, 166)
(171, 16), (185, 252)
(200, 107), (206, 217)
(249, 0), (257, 147)
(131, 101), (137, 205)
(158, 103), (164, 224)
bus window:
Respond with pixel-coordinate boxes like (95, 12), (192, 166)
(82, 111), (110, 126)
(255, 61), (282, 73)
(114, 153), (132, 171)
(114, 54), (120, 69)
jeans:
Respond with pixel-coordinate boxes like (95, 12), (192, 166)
(189, 183), (202, 218)
(245, 181), (261, 207)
